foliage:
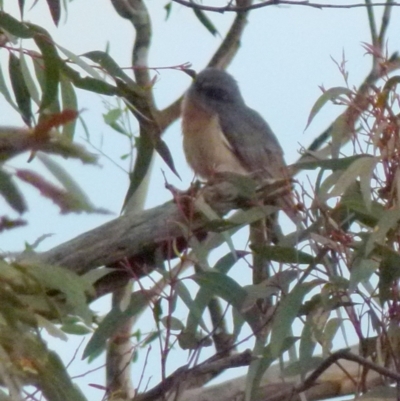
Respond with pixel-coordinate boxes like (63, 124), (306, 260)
(1, 1), (400, 401)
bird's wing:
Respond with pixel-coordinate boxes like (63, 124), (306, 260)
(218, 104), (288, 180)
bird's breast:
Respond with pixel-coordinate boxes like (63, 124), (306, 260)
(181, 96), (247, 179)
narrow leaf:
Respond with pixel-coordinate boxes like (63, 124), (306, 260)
(8, 53), (32, 125)
(57, 44), (104, 81)
(32, 28), (60, 110)
(83, 291), (149, 359)
(270, 281), (317, 359)
(305, 87), (352, 129)
(251, 245), (314, 264)
(60, 75), (78, 139)
(329, 156), (377, 198)
(192, 7), (218, 36)
(0, 169), (26, 213)
(194, 271), (247, 310)
(122, 132), (153, 210)
(20, 50), (40, 105)
(82, 51), (139, 91)
(45, 0), (61, 25)
(155, 138), (181, 179)
(0, 66), (19, 111)
(0, 11), (33, 38)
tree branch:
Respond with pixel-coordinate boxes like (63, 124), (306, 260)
(172, 0), (400, 13)
(20, 180), (264, 276)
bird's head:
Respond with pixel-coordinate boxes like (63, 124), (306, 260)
(186, 68), (245, 112)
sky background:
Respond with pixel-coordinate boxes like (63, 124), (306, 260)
(1, 0), (400, 399)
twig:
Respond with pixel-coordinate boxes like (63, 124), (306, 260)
(172, 0), (400, 13)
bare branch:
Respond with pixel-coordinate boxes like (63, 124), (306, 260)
(135, 350), (254, 401)
(20, 180), (265, 275)
(171, 0), (400, 13)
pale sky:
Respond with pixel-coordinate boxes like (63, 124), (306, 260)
(1, 1), (399, 399)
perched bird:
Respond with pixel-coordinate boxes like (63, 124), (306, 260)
(181, 67), (295, 219)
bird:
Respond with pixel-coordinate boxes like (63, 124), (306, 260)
(181, 67), (295, 221)
(181, 67), (300, 322)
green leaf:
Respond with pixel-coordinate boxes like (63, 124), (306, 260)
(245, 336), (299, 401)
(305, 87), (352, 129)
(251, 245), (314, 264)
(18, 0), (25, 18)
(186, 252), (246, 336)
(45, 0), (61, 25)
(192, 7), (218, 36)
(0, 169), (26, 213)
(283, 356), (324, 377)
(8, 53), (32, 125)
(24, 263), (93, 324)
(0, 65), (19, 112)
(296, 155), (370, 171)
(164, 2), (172, 19)
(270, 281), (317, 359)
(37, 153), (98, 213)
(122, 131), (153, 210)
(161, 316), (185, 331)
(57, 44), (104, 81)
(20, 50), (40, 105)
(82, 50), (140, 92)
(155, 138), (181, 179)
(83, 291), (149, 360)
(31, 28), (60, 110)
(0, 11), (33, 38)
(329, 156), (377, 200)
(194, 271), (247, 310)
(62, 66), (117, 95)
(60, 75), (77, 139)
(366, 209), (400, 255)
(349, 259), (378, 292)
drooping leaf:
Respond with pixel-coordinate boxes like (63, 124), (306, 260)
(61, 63), (118, 95)
(15, 168), (98, 214)
(0, 65), (19, 112)
(377, 76), (400, 109)
(155, 138), (181, 179)
(45, 0), (61, 25)
(23, 263), (93, 323)
(8, 53), (32, 125)
(186, 252), (246, 336)
(20, 50), (40, 105)
(59, 75), (78, 139)
(82, 50), (140, 92)
(57, 44), (104, 80)
(18, 0), (25, 18)
(270, 281), (318, 359)
(366, 209), (400, 255)
(164, 2), (172, 19)
(329, 156), (377, 200)
(83, 290), (150, 360)
(0, 11), (33, 38)
(194, 271), (247, 310)
(305, 86), (353, 129)
(122, 131), (153, 211)
(0, 169), (26, 214)
(245, 336), (299, 401)
(296, 155), (370, 171)
(349, 259), (378, 292)
(192, 7), (218, 36)
(31, 27), (60, 110)
(251, 244), (314, 264)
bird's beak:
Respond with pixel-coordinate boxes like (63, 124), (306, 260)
(182, 68), (197, 79)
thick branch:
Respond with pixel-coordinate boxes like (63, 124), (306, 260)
(20, 181), (256, 275)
